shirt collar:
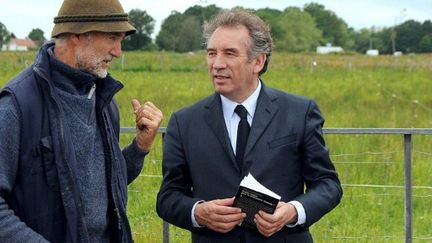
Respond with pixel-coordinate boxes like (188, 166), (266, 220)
(221, 80), (262, 120)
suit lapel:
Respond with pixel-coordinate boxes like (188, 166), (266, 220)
(245, 86), (278, 157)
(203, 93), (239, 170)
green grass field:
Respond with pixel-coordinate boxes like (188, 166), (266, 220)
(1, 50), (432, 242)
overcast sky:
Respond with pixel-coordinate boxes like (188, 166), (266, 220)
(1, 0), (431, 39)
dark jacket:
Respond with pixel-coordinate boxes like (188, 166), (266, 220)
(0, 43), (135, 243)
(157, 84), (342, 242)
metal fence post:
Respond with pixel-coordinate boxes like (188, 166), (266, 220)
(161, 132), (170, 243)
(163, 221), (170, 243)
(404, 134), (412, 243)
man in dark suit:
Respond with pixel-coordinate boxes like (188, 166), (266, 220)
(156, 9), (342, 242)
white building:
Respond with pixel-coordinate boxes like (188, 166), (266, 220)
(316, 44), (344, 54)
(366, 49), (379, 56)
(1, 38), (36, 51)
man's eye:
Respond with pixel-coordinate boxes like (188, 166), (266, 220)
(109, 35), (123, 41)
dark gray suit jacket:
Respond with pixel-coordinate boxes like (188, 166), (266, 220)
(156, 84), (342, 242)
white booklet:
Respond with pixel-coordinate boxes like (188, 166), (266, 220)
(233, 173), (281, 230)
(239, 173), (281, 200)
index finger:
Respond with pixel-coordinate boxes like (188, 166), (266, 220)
(213, 199), (242, 215)
(143, 101), (158, 110)
(214, 197), (236, 206)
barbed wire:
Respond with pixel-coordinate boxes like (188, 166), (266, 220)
(318, 236), (401, 239)
(333, 161), (397, 164)
(345, 193), (432, 198)
(343, 183), (432, 189)
(330, 151), (400, 157)
(414, 150), (432, 156)
(317, 236), (432, 241)
(131, 176), (432, 189)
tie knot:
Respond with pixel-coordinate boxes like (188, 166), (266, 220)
(234, 105), (248, 119)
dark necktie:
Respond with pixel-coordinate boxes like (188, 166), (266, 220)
(234, 105), (250, 166)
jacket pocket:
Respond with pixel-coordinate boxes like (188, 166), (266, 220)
(38, 136), (60, 191)
(268, 134), (297, 149)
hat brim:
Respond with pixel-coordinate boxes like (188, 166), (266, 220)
(51, 21), (136, 38)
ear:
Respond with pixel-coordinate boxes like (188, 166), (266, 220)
(53, 34), (83, 68)
(70, 34), (82, 46)
(253, 53), (266, 74)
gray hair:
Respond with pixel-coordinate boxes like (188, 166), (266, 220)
(54, 32), (93, 46)
(203, 9), (273, 76)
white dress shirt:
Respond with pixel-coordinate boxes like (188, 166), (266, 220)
(220, 81), (260, 153)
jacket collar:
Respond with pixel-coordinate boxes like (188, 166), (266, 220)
(244, 82), (279, 157)
(203, 93), (237, 167)
(33, 41), (123, 105)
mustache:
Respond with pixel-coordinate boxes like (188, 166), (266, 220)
(212, 71), (230, 77)
(102, 55), (113, 63)
(89, 56), (113, 66)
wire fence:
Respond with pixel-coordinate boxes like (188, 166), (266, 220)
(122, 127), (432, 243)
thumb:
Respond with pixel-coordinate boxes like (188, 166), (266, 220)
(131, 99), (141, 112)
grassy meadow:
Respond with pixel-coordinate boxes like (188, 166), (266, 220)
(1, 50), (432, 242)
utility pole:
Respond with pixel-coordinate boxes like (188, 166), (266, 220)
(392, 9), (407, 54)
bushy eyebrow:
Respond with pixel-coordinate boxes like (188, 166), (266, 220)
(110, 32), (125, 37)
(224, 48), (239, 54)
(107, 32), (126, 40)
(206, 47), (239, 53)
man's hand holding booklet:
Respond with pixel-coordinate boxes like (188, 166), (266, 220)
(233, 173), (281, 230)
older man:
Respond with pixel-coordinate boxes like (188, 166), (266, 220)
(0, 0), (162, 242)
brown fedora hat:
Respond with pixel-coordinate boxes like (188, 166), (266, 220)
(51, 0), (136, 38)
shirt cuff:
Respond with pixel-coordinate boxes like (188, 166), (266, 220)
(191, 200), (205, 228)
(286, 200), (306, 227)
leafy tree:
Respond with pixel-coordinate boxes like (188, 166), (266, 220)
(255, 8), (283, 40)
(28, 28), (46, 47)
(122, 9), (155, 50)
(182, 4), (220, 51)
(184, 4), (220, 24)
(419, 34), (432, 52)
(275, 7), (322, 52)
(354, 20), (432, 54)
(353, 28), (373, 53)
(156, 5), (221, 52)
(418, 21), (432, 52)
(0, 22), (11, 49)
(28, 28), (46, 41)
(156, 11), (184, 51)
(421, 20), (432, 37)
(354, 26), (392, 54)
(176, 16), (202, 52)
(304, 3), (354, 49)
(373, 27), (393, 54)
(396, 20), (423, 53)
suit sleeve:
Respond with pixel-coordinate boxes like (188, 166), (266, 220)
(156, 113), (201, 231)
(295, 100), (343, 227)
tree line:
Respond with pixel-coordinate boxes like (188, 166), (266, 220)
(1, 3), (431, 53)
